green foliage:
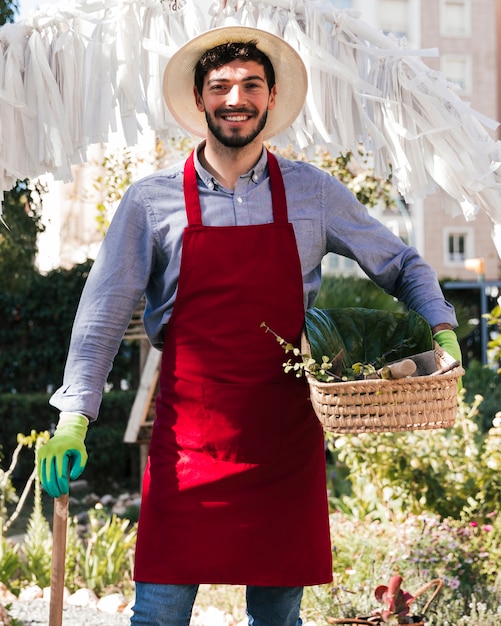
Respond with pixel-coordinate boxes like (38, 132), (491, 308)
(485, 303), (501, 372)
(0, 180), (45, 296)
(79, 506), (136, 595)
(277, 145), (395, 210)
(315, 275), (405, 311)
(0, 0), (18, 25)
(304, 511), (501, 625)
(463, 360), (501, 432)
(0, 260), (90, 393)
(94, 149), (140, 236)
(0, 431), (50, 593)
(0, 537), (21, 587)
(0, 392), (137, 489)
(19, 480), (52, 589)
(305, 307), (433, 375)
(0, 258), (139, 394)
(327, 393), (501, 521)
(261, 321), (338, 382)
(1, 431), (48, 542)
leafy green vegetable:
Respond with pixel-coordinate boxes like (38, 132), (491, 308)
(304, 307), (433, 376)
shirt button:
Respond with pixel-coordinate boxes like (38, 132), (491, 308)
(207, 181), (214, 190)
(252, 173), (258, 182)
(237, 196), (243, 204)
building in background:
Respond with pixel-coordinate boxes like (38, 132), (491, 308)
(327, 0), (500, 281)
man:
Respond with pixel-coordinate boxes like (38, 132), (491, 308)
(38, 26), (461, 626)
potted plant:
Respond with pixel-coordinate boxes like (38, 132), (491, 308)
(329, 574), (443, 625)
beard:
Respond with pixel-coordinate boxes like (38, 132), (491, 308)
(204, 107), (269, 148)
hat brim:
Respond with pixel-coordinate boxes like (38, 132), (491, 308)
(163, 26), (308, 140)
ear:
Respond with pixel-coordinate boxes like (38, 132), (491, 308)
(194, 86), (204, 112)
(268, 85), (277, 111)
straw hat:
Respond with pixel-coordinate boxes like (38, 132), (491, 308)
(163, 26), (308, 139)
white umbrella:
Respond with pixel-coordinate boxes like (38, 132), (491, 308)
(1, 0), (500, 255)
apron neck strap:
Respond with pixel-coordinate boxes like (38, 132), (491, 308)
(184, 151), (202, 225)
(184, 148), (288, 226)
(266, 149), (288, 225)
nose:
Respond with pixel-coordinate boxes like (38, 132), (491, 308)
(226, 84), (244, 106)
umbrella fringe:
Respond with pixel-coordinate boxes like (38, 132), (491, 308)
(0, 0), (499, 246)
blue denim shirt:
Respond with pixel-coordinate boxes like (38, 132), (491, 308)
(50, 145), (457, 419)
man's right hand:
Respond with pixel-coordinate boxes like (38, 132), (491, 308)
(38, 412), (89, 497)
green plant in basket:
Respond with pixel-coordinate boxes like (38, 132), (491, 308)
(260, 321), (340, 382)
(304, 308), (434, 379)
(262, 308), (434, 383)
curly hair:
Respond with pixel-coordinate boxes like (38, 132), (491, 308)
(194, 41), (276, 95)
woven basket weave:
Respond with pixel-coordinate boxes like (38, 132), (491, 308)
(301, 336), (464, 434)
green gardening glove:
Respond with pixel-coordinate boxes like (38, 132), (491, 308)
(433, 329), (463, 390)
(38, 412), (89, 498)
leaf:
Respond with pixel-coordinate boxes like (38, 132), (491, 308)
(305, 307), (433, 376)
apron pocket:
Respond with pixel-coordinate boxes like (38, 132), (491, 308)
(201, 381), (304, 464)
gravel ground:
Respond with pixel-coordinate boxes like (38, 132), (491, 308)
(8, 599), (131, 625)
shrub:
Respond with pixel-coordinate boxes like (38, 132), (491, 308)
(0, 259), (140, 394)
(327, 393), (501, 520)
(463, 360), (501, 432)
(0, 391), (139, 490)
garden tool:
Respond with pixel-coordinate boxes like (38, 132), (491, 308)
(49, 492), (69, 626)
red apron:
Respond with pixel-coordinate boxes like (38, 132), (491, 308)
(134, 150), (332, 586)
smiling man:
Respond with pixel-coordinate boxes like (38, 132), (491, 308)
(195, 45), (276, 148)
(38, 26), (461, 626)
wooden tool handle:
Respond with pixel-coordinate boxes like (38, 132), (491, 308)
(49, 493), (69, 626)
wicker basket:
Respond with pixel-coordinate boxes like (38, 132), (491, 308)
(301, 335), (464, 434)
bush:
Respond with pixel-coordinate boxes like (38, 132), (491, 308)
(303, 511), (501, 624)
(326, 393), (501, 520)
(315, 275), (405, 311)
(0, 259), (140, 394)
(463, 360), (501, 431)
(0, 391), (139, 490)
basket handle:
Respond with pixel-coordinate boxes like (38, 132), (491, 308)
(408, 578), (444, 614)
(329, 619), (379, 625)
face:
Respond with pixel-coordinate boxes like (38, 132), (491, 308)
(194, 60), (276, 148)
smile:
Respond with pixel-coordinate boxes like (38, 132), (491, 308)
(222, 114), (251, 122)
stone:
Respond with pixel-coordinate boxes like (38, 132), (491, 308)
(190, 606), (234, 626)
(0, 602), (13, 626)
(0, 584), (16, 604)
(67, 587), (99, 608)
(69, 479), (89, 492)
(100, 494), (116, 507)
(82, 492), (100, 506)
(42, 586), (70, 602)
(18, 585), (43, 601)
(96, 592), (128, 614)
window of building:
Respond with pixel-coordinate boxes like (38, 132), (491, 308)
(380, 0), (409, 39)
(322, 253), (360, 276)
(444, 228), (473, 265)
(440, 54), (472, 94)
(439, 0), (471, 38)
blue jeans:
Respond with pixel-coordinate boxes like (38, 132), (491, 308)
(131, 582), (304, 626)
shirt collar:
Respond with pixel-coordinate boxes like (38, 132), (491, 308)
(193, 140), (268, 190)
